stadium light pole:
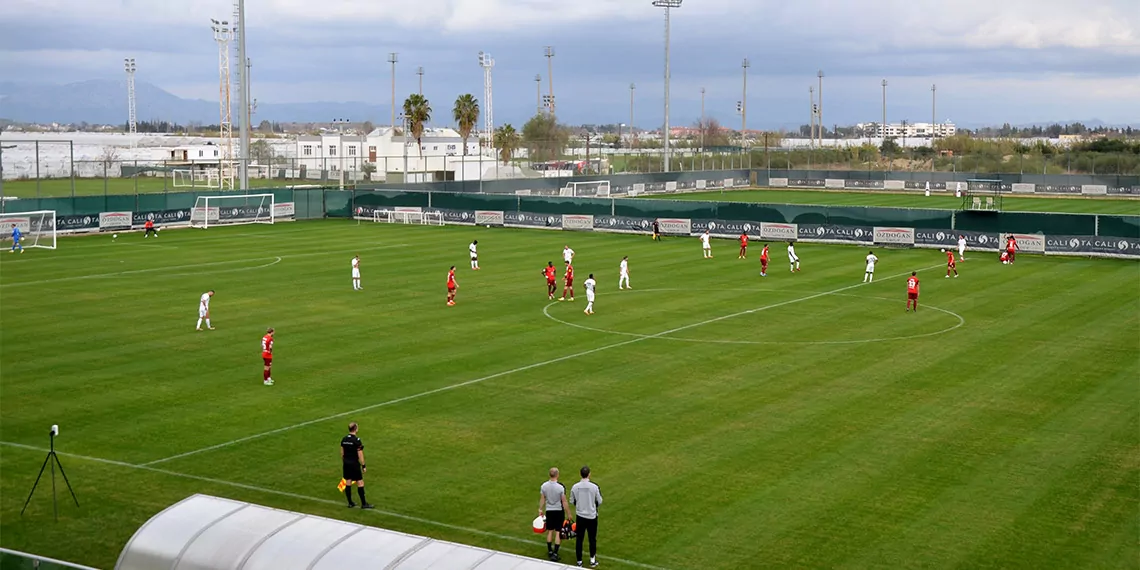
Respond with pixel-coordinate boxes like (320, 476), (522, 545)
(417, 66), (424, 95)
(809, 86), (815, 148)
(236, 0), (249, 190)
(535, 74), (542, 115)
(332, 118), (350, 191)
(881, 79), (888, 143)
(700, 87), (705, 152)
(931, 83), (937, 142)
(388, 53), (398, 129)
(544, 46), (555, 116)
(741, 59), (749, 148)
(652, 0), (682, 172)
(816, 70), (824, 146)
(629, 83), (636, 149)
(124, 59), (137, 147)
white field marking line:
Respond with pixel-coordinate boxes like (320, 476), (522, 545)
(0, 442), (672, 570)
(0, 243), (410, 288)
(143, 264), (942, 468)
(543, 288), (965, 345)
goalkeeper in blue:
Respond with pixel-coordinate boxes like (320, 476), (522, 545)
(10, 225), (23, 253)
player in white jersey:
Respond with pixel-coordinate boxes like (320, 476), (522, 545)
(957, 235), (967, 261)
(196, 290), (215, 330)
(700, 230), (712, 258)
(469, 240), (480, 270)
(787, 241), (801, 272)
(563, 245), (575, 264)
(863, 251), (879, 283)
(618, 256), (630, 290)
(352, 255), (362, 290)
(583, 274), (597, 315)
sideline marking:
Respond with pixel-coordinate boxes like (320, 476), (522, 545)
(543, 289), (965, 345)
(0, 243), (410, 288)
(143, 265), (942, 467)
(0, 441), (671, 570)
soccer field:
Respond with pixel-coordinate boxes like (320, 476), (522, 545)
(1, 221), (1137, 569)
(665, 188), (1140, 215)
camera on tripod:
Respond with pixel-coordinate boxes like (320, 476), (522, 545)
(22, 423), (79, 520)
(50, 424), (59, 437)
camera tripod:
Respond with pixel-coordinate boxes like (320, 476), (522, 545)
(21, 430), (79, 521)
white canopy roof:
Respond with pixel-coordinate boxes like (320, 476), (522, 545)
(115, 494), (566, 570)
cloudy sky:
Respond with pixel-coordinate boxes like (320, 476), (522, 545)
(1, 0), (1138, 128)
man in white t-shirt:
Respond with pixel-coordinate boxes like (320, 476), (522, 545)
(957, 235), (967, 261)
(700, 230), (712, 258)
(583, 274), (597, 315)
(863, 250), (878, 283)
(618, 256), (630, 290)
(787, 241), (801, 272)
(563, 245), (575, 265)
(351, 255), (362, 290)
(196, 290), (215, 331)
(469, 240), (479, 270)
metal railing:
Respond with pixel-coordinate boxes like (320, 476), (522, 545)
(0, 548), (100, 570)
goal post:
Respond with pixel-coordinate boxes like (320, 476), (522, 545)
(559, 180), (611, 197)
(369, 209), (444, 226)
(0, 210), (57, 250)
(191, 194), (275, 229)
(962, 179), (1003, 212)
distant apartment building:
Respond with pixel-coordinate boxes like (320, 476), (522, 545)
(858, 121), (957, 138)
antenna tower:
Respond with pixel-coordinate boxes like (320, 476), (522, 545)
(211, 18), (235, 189)
(124, 59), (137, 146)
(478, 51), (495, 148)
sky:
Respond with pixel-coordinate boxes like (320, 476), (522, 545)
(1, 0), (1138, 129)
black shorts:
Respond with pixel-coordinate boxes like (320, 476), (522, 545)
(545, 509), (565, 531)
(342, 463), (363, 481)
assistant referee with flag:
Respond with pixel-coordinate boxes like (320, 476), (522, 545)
(339, 422), (374, 509)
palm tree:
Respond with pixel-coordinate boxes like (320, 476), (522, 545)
(402, 93), (432, 158)
(452, 94), (479, 156)
(493, 124), (520, 165)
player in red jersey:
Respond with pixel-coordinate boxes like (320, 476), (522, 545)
(738, 232), (748, 259)
(759, 243), (770, 276)
(945, 249), (958, 278)
(559, 261), (575, 301)
(905, 272), (920, 312)
(447, 266), (458, 306)
(543, 261), (558, 300)
(261, 327), (274, 386)
(1005, 235), (1018, 264)
(143, 219), (158, 238)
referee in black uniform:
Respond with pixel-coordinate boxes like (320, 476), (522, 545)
(340, 422), (374, 509)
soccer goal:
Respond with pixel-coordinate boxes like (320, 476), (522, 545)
(372, 209), (444, 226)
(962, 179), (1003, 212)
(191, 194), (275, 229)
(172, 169), (221, 188)
(0, 210), (57, 249)
(559, 180), (611, 197)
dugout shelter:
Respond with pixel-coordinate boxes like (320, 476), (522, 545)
(116, 494), (563, 570)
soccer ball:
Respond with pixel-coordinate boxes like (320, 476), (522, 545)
(940, 249), (945, 253)
(113, 234), (118, 239)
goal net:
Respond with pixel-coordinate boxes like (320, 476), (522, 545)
(0, 210), (56, 250)
(191, 194), (275, 229)
(172, 169), (221, 188)
(559, 180), (611, 197)
(371, 209), (444, 226)
(962, 179), (1003, 212)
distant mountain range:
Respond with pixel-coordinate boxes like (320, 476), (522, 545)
(0, 80), (391, 125)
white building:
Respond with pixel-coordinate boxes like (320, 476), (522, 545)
(859, 121), (957, 138)
(295, 127), (482, 182)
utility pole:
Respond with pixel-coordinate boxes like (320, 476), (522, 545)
(809, 86), (815, 147)
(535, 75), (542, 115)
(544, 46), (555, 116)
(931, 83), (937, 142)
(700, 87), (706, 152)
(881, 79), (888, 143)
(816, 70), (824, 147)
(388, 53), (398, 129)
(417, 66), (423, 95)
(629, 83), (636, 147)
(741, 58), (750, 148)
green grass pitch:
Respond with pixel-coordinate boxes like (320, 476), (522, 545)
(1, 220), (1137, 569)
(666, 188), (1140, 215)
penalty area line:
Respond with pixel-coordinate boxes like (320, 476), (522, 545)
(0, 441), (672, 570)
(143, 263), (944, 468)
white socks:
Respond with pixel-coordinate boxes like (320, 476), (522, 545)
(585, 302), (593, 312)
(197, 318), (211, 329)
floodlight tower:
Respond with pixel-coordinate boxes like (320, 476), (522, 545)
(534, 74), (542, 115)
(741, 58), (750, 146)
(630, 83), (636, 147)
(816, 69), (824, 146)
(388, 53), (398, 129)
(211, 18), (235, 189)
(544, 46), (555, 116)
(652, 0), (682, 172)
(234, 0), (249, 190)
(124, 59), (137, 146)
(478, 51), (495, 149)
(417, 66), (424, 95)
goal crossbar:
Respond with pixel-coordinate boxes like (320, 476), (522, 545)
(371, 210), (443, 226)
(560, 180), (611, 197)
(191, 194), (275, 229)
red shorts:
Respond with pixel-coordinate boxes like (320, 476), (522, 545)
(761, 258), (768, 265)
(547, 279), (556, 286)
(947, 262), (955, 268)
(448, 286), (456, 293)
(263, 356), (272, 366)
(907, 292), (918, 300)
(565, 280), (573, 287)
